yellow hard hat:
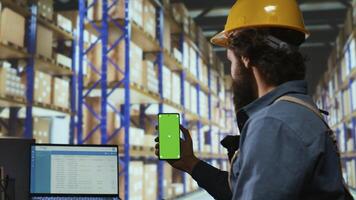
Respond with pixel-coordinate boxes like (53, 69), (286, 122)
(211, 0), (310, 47)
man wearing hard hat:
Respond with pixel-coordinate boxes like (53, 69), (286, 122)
(155, 0), (354, 199)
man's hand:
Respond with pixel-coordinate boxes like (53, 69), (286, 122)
(154, 125), (200, 174)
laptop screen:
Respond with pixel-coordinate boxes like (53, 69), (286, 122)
(30, 144), (118, 196)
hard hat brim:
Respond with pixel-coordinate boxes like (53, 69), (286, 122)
(210, 31), (229, 47)
(210, 25), (311, 48)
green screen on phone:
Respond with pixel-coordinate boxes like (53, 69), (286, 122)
(158, 113), (180, 160)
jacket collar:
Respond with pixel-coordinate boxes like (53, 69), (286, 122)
(236, 80), (308, 130)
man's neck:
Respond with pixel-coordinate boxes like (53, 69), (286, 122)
(253, 68), (276, 98)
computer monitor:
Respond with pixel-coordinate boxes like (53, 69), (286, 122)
(30, 144), (118, 197)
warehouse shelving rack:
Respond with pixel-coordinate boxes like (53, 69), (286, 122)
(315, 29), (356, 189)
(77, 0), (232, 199)
(0, 0), (75, 139)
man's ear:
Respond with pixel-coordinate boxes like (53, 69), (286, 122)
(241, 56), (250, 68)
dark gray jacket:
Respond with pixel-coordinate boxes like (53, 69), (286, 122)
(191, 80), (353, 200)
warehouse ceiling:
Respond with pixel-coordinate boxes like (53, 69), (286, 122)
(172, 0), (352, 94)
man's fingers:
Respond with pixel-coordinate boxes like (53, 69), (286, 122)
(180, 125), (192, 143)
(155, 149), (159, 156)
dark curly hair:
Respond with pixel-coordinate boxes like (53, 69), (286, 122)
(228, 28), (307, 86)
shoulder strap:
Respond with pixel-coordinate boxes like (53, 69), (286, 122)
(274, 95), (325, 123)
(275, 95), (353, 198)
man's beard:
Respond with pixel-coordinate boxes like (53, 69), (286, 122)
(232, 58), (258, 111)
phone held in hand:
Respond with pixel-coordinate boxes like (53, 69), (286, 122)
(158, 113), (180, 160)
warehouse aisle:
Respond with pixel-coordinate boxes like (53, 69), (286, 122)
(176, 190), (214, 200)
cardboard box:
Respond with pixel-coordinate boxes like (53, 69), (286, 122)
(189, 46), (197, 77)
(189, 18), (197, 42)
(163, 163), (173, 198)
(119, 162), (125, 199)
(56, 53), (72, 67)
(143, 0), (156, 38)
(33, 71), (52, 104)
(130, 42), (144, 85)
(96, 0), (143, 27)
(36, 25), (53, 58)
(344, 8), (353, 40)
(0, 67), (25, 97)
(173, 48), (183, 63)
(190, 85), (197, 114)
(33, 117), (51, 143)
(129, 161), (144, 200)
(51, 78), (69, 108)
(0, 8), (25, 47)
(163, 66), (172, 100)
(163, 0), (170, 10)
(350, 38), (356, 69)
(172, 183), (184, 197)
(142, 60), (155, 90)
(184, 81), (191, 110)
(343, 89), (351, 116)
(117, 127), (144, 146)
(143, 164), (157, 200)
(56, 14), (72, 32)
(164, 17), (171, 51)
(171, 3), (189, 34)
(171, 73), (181, 104)
(143, 134), (156, 148)
(38, 0), (53, 20)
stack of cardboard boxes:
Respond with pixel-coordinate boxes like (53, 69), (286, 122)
(90, 0), (143, 27)
(183, 42), (189, 70)
(347, 159), (356, 187)
(163, 163), (173, 198)
(0, 65), (25, 98)
(38, 0), (53, 20)
(171, 73), (181, 105)
(143, 164), (157, 200)
(143, 0), (156, 39)
(189, 45), (197, 77)
(128, 161), (144, 200)
(52, 78), (70, 109)
(37, 24), (53, 58)
(33, 117), (52, 143)
(163, 66), (172, 100)
(143, 60), (159, 93)
(129, 42), (144, 86)
(171, 3), (189, 35)
(0, 7), (25, 47)
(199, 91), (208, 118)
(184, 81), (191, 111)
(34, 71), (52, 104)
(190, 85), (197, 114)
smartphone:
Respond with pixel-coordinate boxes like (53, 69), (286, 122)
(158, 113), (180, 160)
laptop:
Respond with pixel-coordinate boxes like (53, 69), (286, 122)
(29, 144), (119, 200)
